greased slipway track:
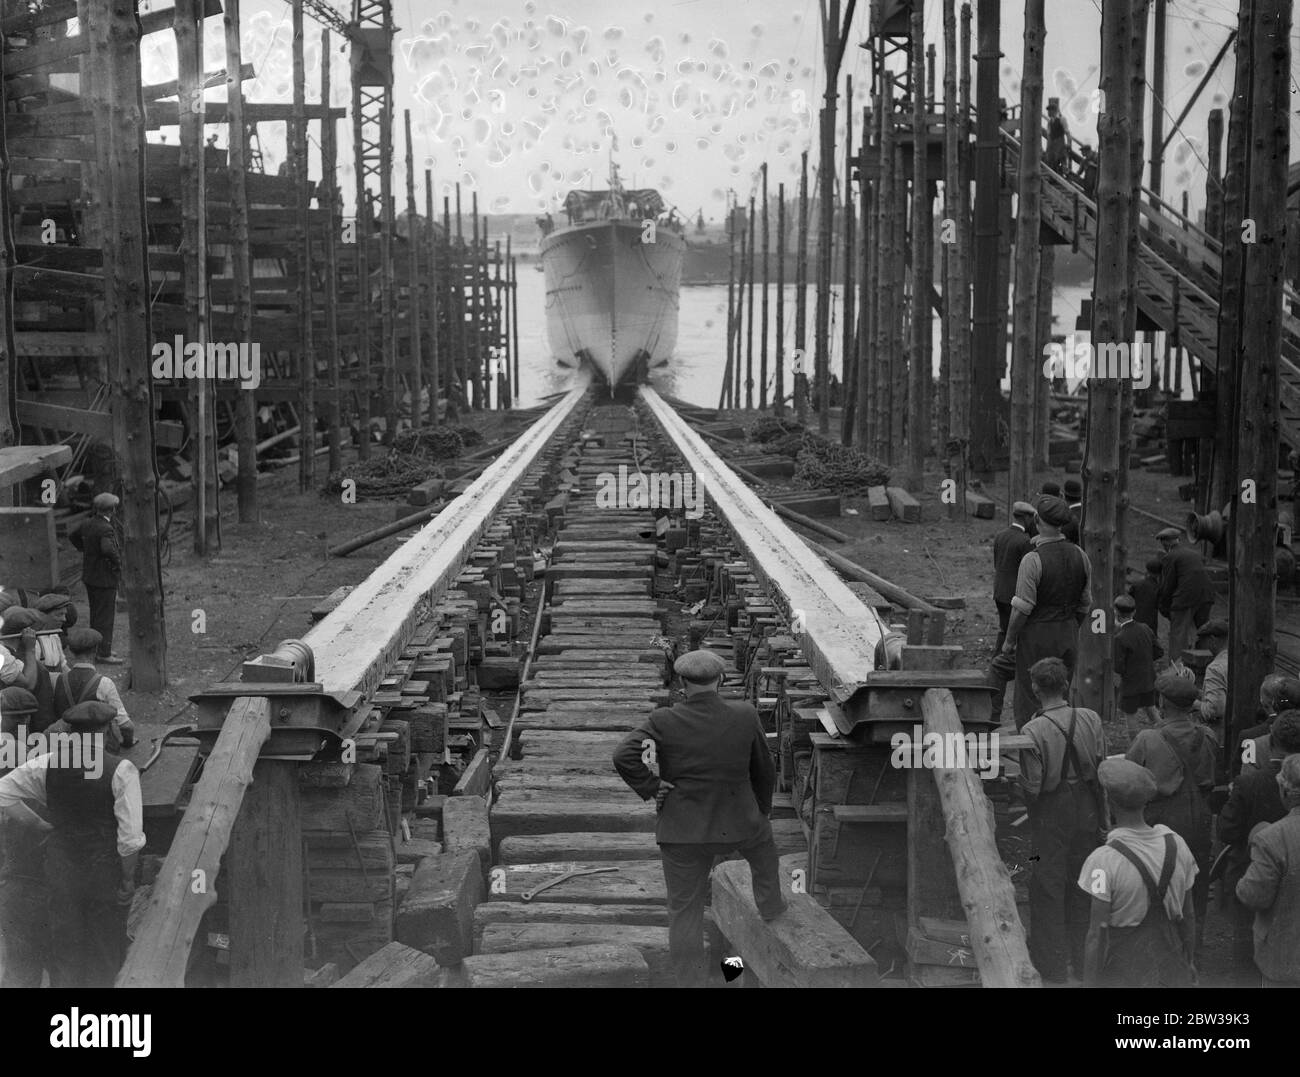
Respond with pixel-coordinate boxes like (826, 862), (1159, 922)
(120, 386), (1029, 989)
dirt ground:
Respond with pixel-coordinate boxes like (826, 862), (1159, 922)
(98, 402), (1261, 986)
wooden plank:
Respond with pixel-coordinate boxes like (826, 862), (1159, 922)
(478, 923), (673, 983)
(393, 850), (485, 965)
(710, 856), (879, 988)
(491, 860), (666, 904)
(886, 485), (922, 523)
(867, 485), (891, 520)
(473, 903), (668, 944)
(16, 401), (183, 449)
(331, 942), (442, 988)
(498, 832), (659, 864)
(0, 444), (72, 485)
(452, 748), (491, 797)
(441, 793), (491, 870)
(118, 698), (272, 987)
(460, 943), (649, 988)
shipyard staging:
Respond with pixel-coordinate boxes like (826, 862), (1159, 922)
(0, 0), (1295, 1050)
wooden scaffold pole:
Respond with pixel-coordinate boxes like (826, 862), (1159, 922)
(906, 5), (931, 489)
(776, 182), (787, 417)
(425, 169), (440, 424)
(795, 150), (809, 422)
(321, 31), (342, 474)
(840, 77), (856, 445)
(403, 110), (422, 429)
(292, 0), (316, 491)
(1008, 0), (1045, 516)
(176, 0), (217, 551)
(1076, 0), (1135, 718)
(85, 0), (167, 687)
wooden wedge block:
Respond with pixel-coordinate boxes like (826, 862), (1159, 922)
(331, 942), (442, 988)
(867, 486), (891, 521)
(478, 923), (673, 984)
(964, 489), (996, 519)
(886, 486), (921, 523)
(393, 850), (485, 965)
(461, 943), (649, 988)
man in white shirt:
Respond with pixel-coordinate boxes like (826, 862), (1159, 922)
(0, 700), (144, 987)
(1078, 758), (1198, 986)
(53, 627), (134, 746)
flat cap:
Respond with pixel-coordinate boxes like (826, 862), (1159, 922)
(1156, 526), (1182, 541)
(1012, 501), (1036, 517)
(0, 686), (39, 716)
(1098, 758), (1158, 809)
(1156, 667), (1200, 705)
(1196, 619), (1229, 640)
(1040, 481), (1062, 497)
(1034, 495), (1074, 527)
(91, 492), (119, 512)
(1063, 478), (1082, 499)
(1, 607), (47, 633)
(1113, 594), (1136, 612)
(62, 700), (117, 730)
(674, 649), (728, 684)
(33, 592), (70, 614)
(65, 627), (103, 654)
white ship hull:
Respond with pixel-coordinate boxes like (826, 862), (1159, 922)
(540, 220), (683, 387)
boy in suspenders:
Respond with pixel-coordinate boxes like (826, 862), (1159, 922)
(52, 628), (134, 748)
(1079, 759), (1198, 986)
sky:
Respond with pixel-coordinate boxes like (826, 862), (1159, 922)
(131, 0), (1278, 224)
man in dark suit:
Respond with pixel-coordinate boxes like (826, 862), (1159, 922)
(1156, 526), (1215, 664)
(613, 649), (786, 987)
(69, 493), (123, 665)
(1113, 594), (1162, 736)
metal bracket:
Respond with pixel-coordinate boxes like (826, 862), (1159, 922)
(188, 640), (362, 761)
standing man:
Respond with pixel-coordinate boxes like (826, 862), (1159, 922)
(0, 700), (144, 987)
(1078, 759), (1198, 986)
(613, 649), (785, 987)
(1061, 478), (1083, 545)
(991, 502), (1036, 719)
(1235, 675), (1300, 776)
(52, 627), (135, 746)
(1002, 495), (1093, 730)
(1194, 620), (1229, 733)
(1113, 594), (1161, 736)
(1019, 658), (1107, 983)
(1126, 668), (1217, 949)
(1128, 559), (1163, 636)
(1155, 527), (1214, 664)
(1045, 98), (1072, 172)
(1235, 753), (1300, 987)
(69, 492), (124, 665)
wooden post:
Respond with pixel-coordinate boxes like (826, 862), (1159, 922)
(510, 249), (519, 401)
(958, 1), (973, 491)
(444, 194), (460, 418)
(1118, 0), (1150, 592)
(0, 42), (13, 458)
(1148, 0), (1167, 202)
(1008, 0), (1045, 516)
(228, 760), (303, 987)
(223, 0), (257, 515)
(176, 0), (217, 551)
(292, 0), (316, 491)
(776, 183), (787, 417)
(733, 204), (747, 408)
(943, 0), (970, 518)
(404, 111), (423, 429)
(795, 152), (810, 423)
(455, 184), (466, 409)
(855, 105), (871, 450)
(840, 79), (856, 444)
(874, 80), (896, 463)
(351, 56), (372, 461)
(907, 7), (931, 489)
(471, 194), (483, 407)
(746, 192), (756, 409)
(920, 689), (1041, 988)
(1213, 0), (1251, 510)
(723, 196), (736, 408)
(970, 0), (1002, 478)
(85, 0), (166, 688)
(321, 32), (342, 474)
(1204, 108), (1224, 242)
(760, 161), (770, 411)
(502, 236), (512, 406)
(814, 0), (842, 436)
(891, 141), (908, 459)
(1229, 0), (1288, 766)
(1033, 244), (1055, 470)
(1076, 0), (1134, 718)
(379, 70), (396, 442)
(431, 170), (447, 424)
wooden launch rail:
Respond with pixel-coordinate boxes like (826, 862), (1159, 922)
(117, 381), (590, 988)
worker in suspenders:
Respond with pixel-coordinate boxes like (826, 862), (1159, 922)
(1019, 657), (1107, 983)
(52, 628), (134, 748)
(1079, 759), (1199, 986)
